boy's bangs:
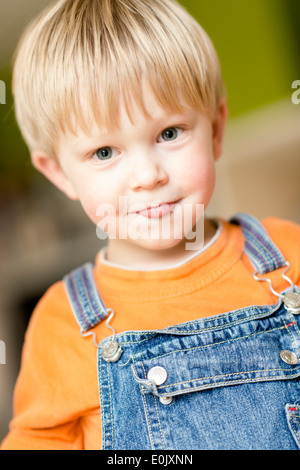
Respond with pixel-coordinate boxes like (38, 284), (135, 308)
(60, 29), (219, 138)
(13, 0), (225, 157)
(61, 56), (211, 139)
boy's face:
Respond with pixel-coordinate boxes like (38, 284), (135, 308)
(32, 84), (227, 265)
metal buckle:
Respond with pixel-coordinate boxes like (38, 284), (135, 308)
(253, 262), (300, 314)
(81, 309), (123, 361)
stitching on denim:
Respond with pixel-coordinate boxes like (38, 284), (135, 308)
(293, 320), (300, 339)
(159, 362), (300, 390)
(159, 309), (278, 335)
(141, 393), (155, 449)
(116, 305), (280, 342)
(81, 267), (103, 321)
(281, 315), (300, 358)
(143, 324), (287, 363)
(120, 335), (157, 345)
(244, 237), (285, 273)
(106, 362), (114, 450)
(118, 354), (134, 368)
(133, 357), (155, 449)
(71, 276), (87, 326)
(140, 359), (155, 448)
(288, 415), (300, 445)
(154, 395), (166, 450)
(288, 311), (300, 339)
(75, 269), (97, 327)
(158, 373), (300, 396)
(238, 216), (286, 269)
(98, 354), (105, 450)
(245, 244), (270, 272)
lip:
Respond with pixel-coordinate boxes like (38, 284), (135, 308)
(135, 199), (181, 218)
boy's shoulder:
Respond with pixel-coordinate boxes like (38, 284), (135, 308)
(259, 216), (300, 280)
(261, 215), (300, 247)
(21, 275), (98, 387)
(24, 279), (80, 350)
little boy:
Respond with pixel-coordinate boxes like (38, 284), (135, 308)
(2, 0), (300, 450)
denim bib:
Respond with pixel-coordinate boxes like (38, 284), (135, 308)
(64, 213), (300, 450)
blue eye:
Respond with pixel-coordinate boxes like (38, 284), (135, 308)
(94, 147), (113, 161)
(159, 127), (181, 142)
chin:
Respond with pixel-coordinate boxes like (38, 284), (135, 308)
(128, 235), (185, 251)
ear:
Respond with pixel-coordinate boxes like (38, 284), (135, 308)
(212, 97), (228, 162)
(31, 150), (79, 200)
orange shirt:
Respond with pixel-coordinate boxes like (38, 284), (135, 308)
(1, 217), (300, 450)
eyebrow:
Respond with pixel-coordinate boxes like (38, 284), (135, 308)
(70, 109), (195, 153)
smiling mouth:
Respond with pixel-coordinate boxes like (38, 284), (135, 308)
(136, 199), (181, 218)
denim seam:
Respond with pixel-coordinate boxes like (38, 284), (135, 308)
(141, 356), (167, 450)
(133, 357), (155, 449)
(107, 363), (114, 450)
(118, 355), (134, 368)
(246, 243), (277, 273)
(288, 415), (300, 443)
(118, 335), (157, 345)
(116, 289), (299, 343)
(153, 395), (166, 450)
(116, 306), (279, 343)
(159, 310), (279, 335)
(141, 392), (155, 449)
(72, 277), (89, 326)
(281, 315), (300, 359)
(158, 373), (300, 395)
(71, 269), (103, 329)
(98, 353), (105, 450)
(142, 324), (287, 363)
(81, 266), (107, 322)
(287, 311), (300, 339)
(159, 363), (300, 390)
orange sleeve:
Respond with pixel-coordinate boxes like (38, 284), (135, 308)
(1, 281), (100, 450)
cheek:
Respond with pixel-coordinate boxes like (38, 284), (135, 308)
(178, 147), (216, 192)
(74, 180), (120, 226)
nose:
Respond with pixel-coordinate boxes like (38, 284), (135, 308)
(128, 150), (169, 191)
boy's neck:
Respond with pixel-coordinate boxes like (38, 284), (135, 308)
(105, 218), (218, 270)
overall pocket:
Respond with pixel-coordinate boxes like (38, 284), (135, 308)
(132, 310), (300, 450)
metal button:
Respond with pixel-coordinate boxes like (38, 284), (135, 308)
(147, 366), (168, 385)
(159, 396), (173, 405)
(283, 292), (300, 314)
(280, 350), (299, 365)
(102, 339), (123, 362)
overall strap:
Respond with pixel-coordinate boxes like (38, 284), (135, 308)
(63, 262), (109, 332)
(230, 213), (287, 274)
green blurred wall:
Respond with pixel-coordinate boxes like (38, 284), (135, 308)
(181, 0), (298, 117)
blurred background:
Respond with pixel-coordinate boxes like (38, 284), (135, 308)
(0, 0), (299, 442)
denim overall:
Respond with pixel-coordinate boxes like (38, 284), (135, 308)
(63, 213), (300, 450)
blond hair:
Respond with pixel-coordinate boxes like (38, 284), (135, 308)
(13, 0), (226, 159)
